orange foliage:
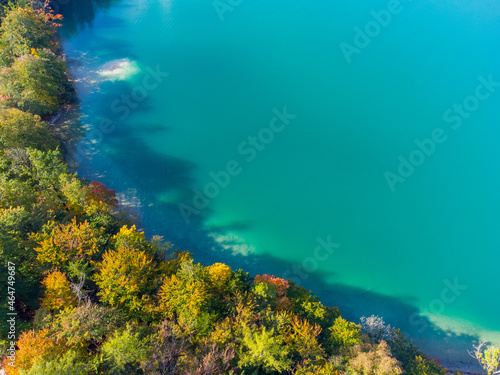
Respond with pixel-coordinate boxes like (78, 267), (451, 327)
(5, 329), (65, 374)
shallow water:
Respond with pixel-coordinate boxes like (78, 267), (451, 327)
(61, 0), (500, 364)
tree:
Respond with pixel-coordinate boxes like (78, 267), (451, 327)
(23, 350), (95, 375)
(286, 314), (324, 361)
(255, 274), (291, 310)
(348, 341), (402, 375)
(239, 323), (292, 373)
(7, 328), (66, 374)
(101, 323), (150, 374)
(0, 48), (73, 115)
(360, 315), (395, 343)
(140, 320), (190, 375)
(0, 108), (58, 150)
(469, 341), (500, 375)
(287, 282), (340, 329)
(95, 225), (159, 316)
(0, 206), (43, 313)
(329, 316), (362, 349)
(32, 217), (105, 268)
(207, 262), (233, 291)
(85, 181), (119, 215)
(157, 273), (211, 332)
(41, 270), (76, 311)
(0, 173), (37, 210)
(51, 300), (125, 349)
(0, 7), (59, 60)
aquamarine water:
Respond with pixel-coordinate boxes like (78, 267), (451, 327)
(61, 0), (500, 364)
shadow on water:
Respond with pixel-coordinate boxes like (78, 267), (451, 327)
(84, 124), (483, 368)
(55, 0), (118, 36)
(138, 199), (482, 369)
(58, 3), (489, 370)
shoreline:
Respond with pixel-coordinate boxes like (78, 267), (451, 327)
(56, 4), (494, 374)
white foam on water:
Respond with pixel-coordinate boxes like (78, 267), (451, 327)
(209, 232), (256, 257)
(98, 58), (140, 81)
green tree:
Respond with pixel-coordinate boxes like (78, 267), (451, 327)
(25, 350), (95, 375)
(0, 108), (58, 150)
(0, 7), (58, 59)
(0, 49), (73, 115)
(239, 323), (292, 373)
(101, 323), (150, 374)
(329, 316), (362, 349)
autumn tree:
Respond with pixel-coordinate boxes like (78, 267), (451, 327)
(348, 341), (402, 375)
(238, 323), (292, 373)
(157, 261), (214, 335)
(41, 270), (76, 311)
(50, 300), (125, 350)
(207, 262), (232, 292)
(0, 7), (59, 60)
(32, 217), (105, 269)
(286, 314), (324, 362)
(6, 328), (66, 374)
(255, 274), (291, 310)
(95, 225), (160, 317)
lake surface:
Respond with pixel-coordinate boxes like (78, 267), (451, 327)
(60, 0), (500, 365)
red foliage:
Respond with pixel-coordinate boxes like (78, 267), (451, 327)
(429, 357), (444, 368)
(254, 274), (289, 297)
(86, 181), (118, 207)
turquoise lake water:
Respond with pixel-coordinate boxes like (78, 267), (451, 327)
(60, 0), (500, 364)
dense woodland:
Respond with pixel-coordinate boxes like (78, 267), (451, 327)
(0, 2), (497, 374)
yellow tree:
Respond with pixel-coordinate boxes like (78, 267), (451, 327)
(207, 262), (232, 291)
(41, 270), (76, 311)
(32, 217), (104, 268)
(157, 273), (210, 331)
(94, 225), (159, 316)
(286, 315), (324, 360)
